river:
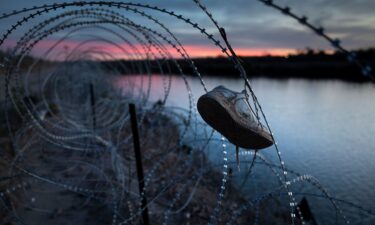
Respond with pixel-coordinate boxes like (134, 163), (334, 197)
(115, 74), (375, 225)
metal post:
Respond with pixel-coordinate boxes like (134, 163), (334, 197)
(89, 83), (96, 131)
(129, 103), (150, 225)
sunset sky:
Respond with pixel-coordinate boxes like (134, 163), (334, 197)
(0, 0), (374, 58)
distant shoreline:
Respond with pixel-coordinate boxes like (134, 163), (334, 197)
(2, 48), (375, 82)
(100, 48), (375, 82)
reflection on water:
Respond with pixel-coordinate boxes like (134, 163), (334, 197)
(115, 74), (375, 224)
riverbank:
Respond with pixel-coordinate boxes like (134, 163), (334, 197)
(2, 48), (375, 82)
(100, 48), (375, 82)
(0, 89), (293, 224)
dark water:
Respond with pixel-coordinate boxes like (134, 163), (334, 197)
(116, 75), (375, 224)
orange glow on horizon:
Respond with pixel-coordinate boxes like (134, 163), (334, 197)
(179, 45), (296, 58)
(1, 39), (296, 59)
(110, 44), (296, 59)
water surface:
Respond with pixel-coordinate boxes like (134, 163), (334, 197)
(116, 75), (375, 224)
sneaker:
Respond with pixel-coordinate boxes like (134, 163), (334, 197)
(197, 85), (274, 150)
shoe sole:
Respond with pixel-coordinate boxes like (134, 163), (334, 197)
(197, 94), (273, 149)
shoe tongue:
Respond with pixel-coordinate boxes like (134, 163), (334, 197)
(215, 86), (235, 98)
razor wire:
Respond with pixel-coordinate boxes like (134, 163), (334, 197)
(0, 1), (373, 225)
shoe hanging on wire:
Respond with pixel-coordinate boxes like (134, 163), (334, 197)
(197, 85), (274, 168)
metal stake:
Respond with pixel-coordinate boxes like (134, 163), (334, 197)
(129, 103), (150, 225)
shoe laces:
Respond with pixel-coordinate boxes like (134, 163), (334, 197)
(234, 89), (263, 127)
